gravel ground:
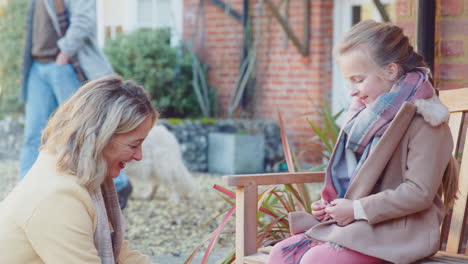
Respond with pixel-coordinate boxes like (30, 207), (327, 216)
(0, 160), (235, 263)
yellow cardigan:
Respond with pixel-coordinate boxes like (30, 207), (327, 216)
(0, 152), (152, 263)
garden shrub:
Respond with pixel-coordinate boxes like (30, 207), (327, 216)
(104, 28), (204, 118)
(0, 0), (28, 113)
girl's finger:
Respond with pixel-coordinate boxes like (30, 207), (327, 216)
(312, 209), (325, 216)
(311, 203), (323, 210)
(312, 200), (323, 207)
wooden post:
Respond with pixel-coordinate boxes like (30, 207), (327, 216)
(235, 186), (258, 264)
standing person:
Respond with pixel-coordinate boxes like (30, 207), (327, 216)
(0, 76), (156, 263)
(267, 20), (459, 264)
(20, 0), (132, 208)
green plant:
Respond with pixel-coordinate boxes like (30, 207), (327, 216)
(186, 104), (343, 263)
(304, 104), (344, 171)
(186, 183), (311, 264)
(199, 117), (217, 124)
(0, 0), (28, 114)
(185, 43), (217, 118)
(104, 28), (213, 118)
(227, 43), (257, 118)
(164, 118), (183, 125)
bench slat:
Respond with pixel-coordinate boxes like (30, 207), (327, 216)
(243, 253), (269, 264)
(446, 128), (468, 253)
(423, 252), (468, 263)
(440, 89), (468, 113)
(242, 251), (468, 264)
(257, 246), (273, 254)
(223, 172), (325, 187)
(447, 112), (463, 157)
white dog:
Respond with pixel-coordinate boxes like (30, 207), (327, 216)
(124, 125), (195, 201)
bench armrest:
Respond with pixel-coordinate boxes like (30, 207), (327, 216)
(222, 172), (325, 187)
(228, 171), (325, 263)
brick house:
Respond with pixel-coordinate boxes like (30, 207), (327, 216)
(96, 0), (468, 166)
(183, 0), (468, 166)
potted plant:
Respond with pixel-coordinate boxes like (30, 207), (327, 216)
(208, 130), (265, 174)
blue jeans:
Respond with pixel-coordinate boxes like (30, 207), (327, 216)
(20, 61), (129, 191)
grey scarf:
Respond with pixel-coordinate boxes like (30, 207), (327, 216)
(90, 178), (124, 264)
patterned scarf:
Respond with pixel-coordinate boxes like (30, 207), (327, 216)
(322, 68), (434, 201)
(90, 178), (124, 264)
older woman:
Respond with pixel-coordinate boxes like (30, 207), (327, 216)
(0, 75), (157, 263)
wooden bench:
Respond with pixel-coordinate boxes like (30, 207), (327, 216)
(222, 87), (468, 264)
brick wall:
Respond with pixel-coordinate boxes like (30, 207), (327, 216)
(184, 0), (333, 165)
(396, 0), (468, 90)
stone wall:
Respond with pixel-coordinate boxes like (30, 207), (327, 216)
(0, 115), (284, 172)
(159, 119), (283, 172)
(0, 115), (24, 161)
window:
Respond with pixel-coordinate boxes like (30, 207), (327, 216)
(97, 0), (183, 47)
(137, 0), (173, 29)
(137, 0), (153, 28)
(136, 0), (183, 45)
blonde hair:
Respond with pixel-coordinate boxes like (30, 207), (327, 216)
(336, 20), (458, 209)
(41, 75), (158, 192)
(335, 20), (429, 79)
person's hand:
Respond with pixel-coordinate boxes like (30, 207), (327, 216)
(311, 200), (329, 221)
(324, 199), (355, 226)
(56, 51), (70, 65)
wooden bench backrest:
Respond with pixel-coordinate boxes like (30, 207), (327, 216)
(439, 87), (468, 255)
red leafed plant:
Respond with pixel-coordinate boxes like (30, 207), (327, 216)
(186, 105), (342, 264)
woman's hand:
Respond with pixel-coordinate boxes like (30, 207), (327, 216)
(324, 199), (355, 226)
(311, 200), (329, 221)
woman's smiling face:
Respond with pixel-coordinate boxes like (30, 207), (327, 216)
(338, 48), (397, 106)
(102, 117), (153, 179)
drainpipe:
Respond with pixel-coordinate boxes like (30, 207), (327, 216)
(417, 0), (436, 72)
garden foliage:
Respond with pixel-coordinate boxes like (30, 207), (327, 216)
(0, 0), (28, 113)
(105, 28), (212, 118)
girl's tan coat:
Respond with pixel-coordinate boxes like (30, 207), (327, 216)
(290, 102), (454, 264)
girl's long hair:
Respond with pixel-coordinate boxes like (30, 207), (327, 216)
(442, 156), (459, 210)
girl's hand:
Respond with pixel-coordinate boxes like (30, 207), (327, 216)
(311, 200), (328, 221)
(324, 199), (355, 226)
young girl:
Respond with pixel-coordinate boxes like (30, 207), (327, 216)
(267, 20), (459, 264)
